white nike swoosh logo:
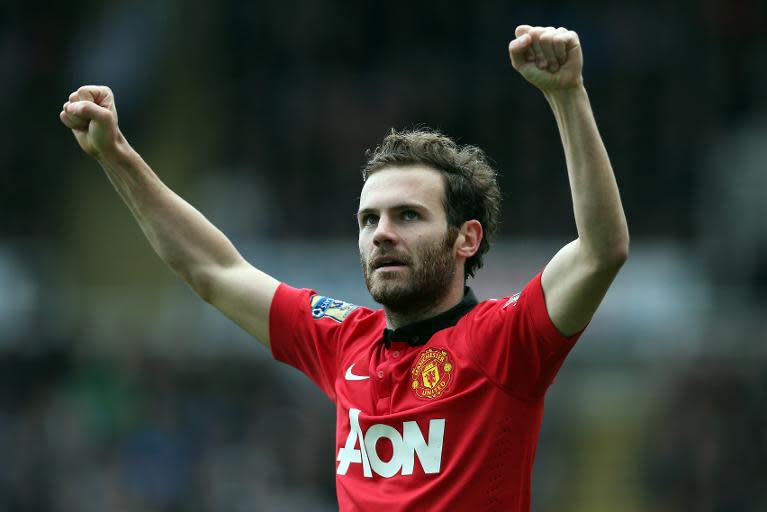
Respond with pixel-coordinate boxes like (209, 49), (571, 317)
(345, 363), (369, 381)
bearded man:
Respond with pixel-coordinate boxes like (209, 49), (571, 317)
(60, 24), (628, 512)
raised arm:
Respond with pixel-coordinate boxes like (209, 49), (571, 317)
(508, 26), (629, 336)
(59, 85), (280, 346)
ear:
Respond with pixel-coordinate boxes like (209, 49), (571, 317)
(455, 220), (483, 259)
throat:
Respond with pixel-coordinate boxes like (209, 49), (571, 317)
(384, 305), (440, 330)
(383, 287), (464, 330)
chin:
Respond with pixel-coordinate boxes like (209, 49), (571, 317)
(368, 280), (413, 306)
(375, 269), (408, 279)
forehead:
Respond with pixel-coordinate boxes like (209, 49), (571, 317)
(359, 165), (445, 212)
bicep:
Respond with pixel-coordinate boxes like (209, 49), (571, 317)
(541, 239), (623, 337)
(197, 259), (281, 347)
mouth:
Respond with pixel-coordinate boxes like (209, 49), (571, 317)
(372, 257), (409, 272)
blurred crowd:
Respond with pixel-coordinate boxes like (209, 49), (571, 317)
(0, 354), (337, 511)
(641, 361), (767, 511)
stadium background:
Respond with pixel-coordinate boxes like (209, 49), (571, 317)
(2, 0), (766, 510)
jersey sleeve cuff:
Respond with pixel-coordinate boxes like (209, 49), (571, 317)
(527, 271), (586, 346)
(269, 282), (305, 363)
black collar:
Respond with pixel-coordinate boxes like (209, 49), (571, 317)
(383, 287), (479, 347)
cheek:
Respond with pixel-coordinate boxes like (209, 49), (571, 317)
(414, 231), (441, 248)
(358, 235), (368, 257)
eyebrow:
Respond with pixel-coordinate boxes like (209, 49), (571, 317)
(356, 203), (428, 218)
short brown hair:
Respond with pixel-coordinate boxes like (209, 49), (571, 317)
(362, 128), (501, 279)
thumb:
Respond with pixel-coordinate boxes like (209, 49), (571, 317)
(66, 101), (113, 125)
(514, 24), (533, 37)
(508, 33), (532, 69)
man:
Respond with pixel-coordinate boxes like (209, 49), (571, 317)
(60, 25), (628, 511)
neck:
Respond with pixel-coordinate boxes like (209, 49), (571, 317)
(384, 282), (466, 330)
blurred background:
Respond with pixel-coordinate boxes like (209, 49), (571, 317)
(2, 0), (766, 510)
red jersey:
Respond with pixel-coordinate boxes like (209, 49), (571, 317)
(270, 272), (582, 511)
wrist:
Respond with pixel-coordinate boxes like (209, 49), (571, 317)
(95, 131), (131, 167)
(543, 83), (588, 107)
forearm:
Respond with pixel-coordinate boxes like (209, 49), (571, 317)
(95, 138), (244, 292)
(545, 85), (629, 264)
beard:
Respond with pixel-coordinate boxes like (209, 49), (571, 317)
(360, 228), (459, 314)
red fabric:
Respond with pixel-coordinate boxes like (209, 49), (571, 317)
(270, 272), (582, 512)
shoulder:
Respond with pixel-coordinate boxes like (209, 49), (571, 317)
(273, 283), (383, 331)
(461, 290), (524, 324)
(451, 278), (543, 343)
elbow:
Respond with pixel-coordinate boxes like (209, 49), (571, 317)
(612, 232), (630, 265)
(612, 244), (629, 268)
(586, 232), (629, 272)
(190, 270), (217, 303)
(170, 263), (214, 302)
(600, 235), (630, 270)
(192, 278), (214, 303)
(617, 228), (630, 263)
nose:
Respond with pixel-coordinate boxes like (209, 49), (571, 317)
(373, 214), (399, 248)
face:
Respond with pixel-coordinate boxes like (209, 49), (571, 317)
(358, 165), (459, 313)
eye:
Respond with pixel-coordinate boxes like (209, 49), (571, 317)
(402, 210), (419, 221)
(360, 214), (378, 227)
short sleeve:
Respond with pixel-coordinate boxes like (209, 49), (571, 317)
(269, 283), (362, 402)
(465, 272), (585, 399)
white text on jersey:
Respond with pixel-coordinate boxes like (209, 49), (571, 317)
(336, 408), (445, 478)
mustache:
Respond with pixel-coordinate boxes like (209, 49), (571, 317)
(366, 251), (412, 268)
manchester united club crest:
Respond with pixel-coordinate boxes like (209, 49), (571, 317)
(411, 348), (455, 400)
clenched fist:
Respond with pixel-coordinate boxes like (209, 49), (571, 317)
(508, 25), (583, 92)
(59, 85), (122, 159)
